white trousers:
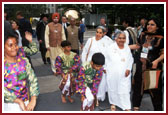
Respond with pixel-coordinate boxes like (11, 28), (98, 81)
(49, 46), (63, 73)
(82, 87), (94, 110)
(62, 74), (71, 96)
(4, 101), (29, 112)
(51, 59), (56, 73)
(97, 73), (107, 101)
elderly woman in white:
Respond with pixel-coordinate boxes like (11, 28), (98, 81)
(106, 31), (133, 111)
(81, 26), (113, 106)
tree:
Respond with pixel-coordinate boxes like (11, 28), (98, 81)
(4, 4), (164, 27)
(4, 4), (47, 20)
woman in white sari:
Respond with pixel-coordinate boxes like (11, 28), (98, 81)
(81, 26), (112, 63)
(81, 26), (113, 105)
(106, 31), (133, 111)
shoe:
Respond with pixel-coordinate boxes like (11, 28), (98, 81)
(44, 62), (47, 64)
(111, 105), (116, 111)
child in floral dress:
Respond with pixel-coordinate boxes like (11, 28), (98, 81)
(76, 53), (105, 111)
(55, 41), (80, 103)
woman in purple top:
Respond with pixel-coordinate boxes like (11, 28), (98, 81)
(4, 34), (39, 111)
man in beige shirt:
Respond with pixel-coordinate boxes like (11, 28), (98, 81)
(67, 18), (80, 55)
(45, 12), (66, 73)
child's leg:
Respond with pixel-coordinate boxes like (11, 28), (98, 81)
(90, 102), (95, 111)
(94, 96), (99, 107)
(67, 74), (75, 103)
(61, 94), (67, 103)
(67, 95), (74, 103)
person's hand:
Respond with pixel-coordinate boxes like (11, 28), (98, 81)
(26, 96), (37, 111)
(14, 98), (26, 111)
(135, 44), (140, 49)
(152, 60), (158, 69)
(125, 70), (130, 77)
(103, 69), (106, 74)
(142, 43), (148, 48)
(25, 31), (32, 43)
(47, 47), (50, 51)
(39, 40), (43, 43)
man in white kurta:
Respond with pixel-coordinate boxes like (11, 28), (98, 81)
(81, 33), (114, 102)
(45, 13), (66, 73)
(106, 42), (133, 110)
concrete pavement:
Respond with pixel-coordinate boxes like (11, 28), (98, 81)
(31, 29), (156, 111)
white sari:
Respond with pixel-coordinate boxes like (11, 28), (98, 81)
(106, 42), (133, 110)
(81, 35), (113, 101)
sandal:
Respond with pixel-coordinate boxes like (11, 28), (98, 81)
(133, 107), (140, 111)
(111, 105), (116, 111)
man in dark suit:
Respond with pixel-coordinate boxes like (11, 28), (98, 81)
(36, 14), (50, 64)
(61, 16), (69, 40)
(16, 11), (35, 69)
(100, 17), (112, 38)
(16, 11), (33, 47)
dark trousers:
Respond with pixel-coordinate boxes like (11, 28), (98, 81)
(132, 59), (163, 111)
(79, 32), (84, 44)
(40, 48), (50, 64)
(71, 49), (79, 55)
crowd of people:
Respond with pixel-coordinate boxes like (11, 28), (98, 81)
(4, 10), (164, 111)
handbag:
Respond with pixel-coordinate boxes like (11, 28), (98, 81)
(143, 70), (161, 90)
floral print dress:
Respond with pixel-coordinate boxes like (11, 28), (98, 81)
(55, 51), (80, 96)
(76, 61), (104, 96)
(4, 56), (39, 103)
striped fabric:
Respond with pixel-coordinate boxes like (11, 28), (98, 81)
(144, 70), (161, 90)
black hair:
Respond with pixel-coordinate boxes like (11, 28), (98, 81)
(61, 40), (71, 47)
(92, 53), (105, 65)
(62, 15), (67, 19)
(4, 34), (18, 45)
(122, 18), (130, 25)
(40, 14), (49, 20)
(147, 18), (164, 36)
(10, 20), (19, 26)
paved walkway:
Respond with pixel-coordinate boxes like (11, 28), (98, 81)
(31, 29), (157, 111)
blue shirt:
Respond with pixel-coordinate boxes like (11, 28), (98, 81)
(80, 23), (85, 33)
